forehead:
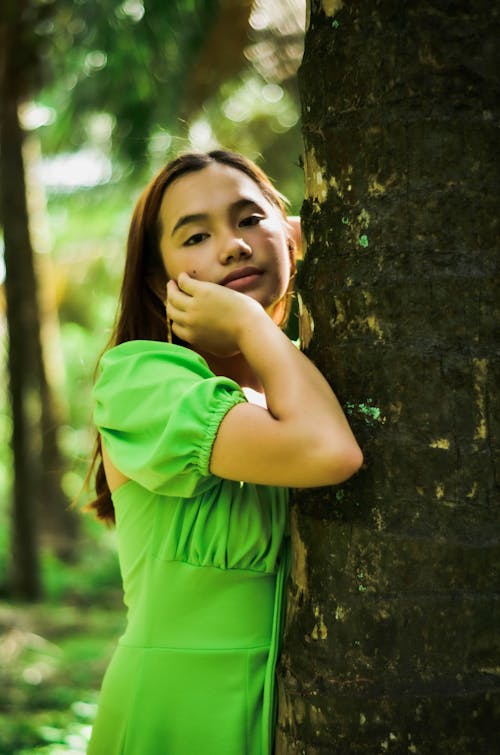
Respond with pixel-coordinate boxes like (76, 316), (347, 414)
(160, 162), (272, 232)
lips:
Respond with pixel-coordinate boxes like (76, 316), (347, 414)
(219, 266), (263, 287)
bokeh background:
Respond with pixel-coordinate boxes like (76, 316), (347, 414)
(0, 1), (306, 752)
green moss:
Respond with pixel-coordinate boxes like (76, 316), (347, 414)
(345, 399), (384, 425)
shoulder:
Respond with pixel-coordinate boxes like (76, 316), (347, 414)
(97, 339), (213, 380)
(93, 339), (246, 432)
(93, 340), (218, 425)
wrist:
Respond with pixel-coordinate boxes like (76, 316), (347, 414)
(234, 298), (274, 351)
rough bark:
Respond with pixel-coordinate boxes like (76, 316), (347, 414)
(277, 1), (500, 753)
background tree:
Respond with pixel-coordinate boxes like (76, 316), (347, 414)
(277, 1), (500, 752)
(0, 0), (80, 600)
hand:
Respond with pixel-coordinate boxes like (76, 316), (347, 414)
(166, 273), (263, 357)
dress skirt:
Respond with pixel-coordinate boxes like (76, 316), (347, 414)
(87, 556), (289, 755)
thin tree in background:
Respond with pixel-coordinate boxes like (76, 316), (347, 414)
(1, 0), (42, 598)
(0, 0), (76, 599)
(277, 1), (499, 752)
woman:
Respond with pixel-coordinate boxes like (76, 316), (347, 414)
(87, 149), (362, 754)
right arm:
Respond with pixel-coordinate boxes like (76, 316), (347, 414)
(167, 275), (363, 488)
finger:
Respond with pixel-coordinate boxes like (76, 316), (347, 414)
(166, 298), (187, 324)
(177, 271), (202, 295)
(170, 320), (193, 344)
(164, 280), (173, 308)
(166, 279), (180, 297)
(166, 279), (189, 311)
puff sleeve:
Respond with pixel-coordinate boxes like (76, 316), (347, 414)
(93, 340), (247, 498)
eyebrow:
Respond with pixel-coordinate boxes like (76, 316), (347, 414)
(170, 197), (265, 238)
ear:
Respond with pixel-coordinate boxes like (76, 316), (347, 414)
(286, 216), (303, 260)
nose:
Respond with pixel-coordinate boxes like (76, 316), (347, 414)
(219, 233), (252, 264)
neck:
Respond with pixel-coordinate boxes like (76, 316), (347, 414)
(199, 350), (263, 392)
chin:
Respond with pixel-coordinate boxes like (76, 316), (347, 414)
(244, 283), (288, 323)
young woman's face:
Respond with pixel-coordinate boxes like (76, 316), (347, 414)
(158, 162), (292, 321)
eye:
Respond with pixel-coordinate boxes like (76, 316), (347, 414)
(239, 214), (264, 228)
(183, 232), (209, 247)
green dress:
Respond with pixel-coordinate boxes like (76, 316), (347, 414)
(87, 340), (290, 755)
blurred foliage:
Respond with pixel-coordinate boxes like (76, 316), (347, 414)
(0, 531), (124, 752)
(28, 0), (304, 196)
(0, 0), (305, 742)
(35, 0), (220, 163)
(0, 596), (124, 753)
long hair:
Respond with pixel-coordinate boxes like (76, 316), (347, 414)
(86, 150), (296, 524)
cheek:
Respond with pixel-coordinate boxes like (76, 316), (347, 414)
(159, 238), (174, 279)
(161, 246), (205, 282)
(160, 238), (187, 278)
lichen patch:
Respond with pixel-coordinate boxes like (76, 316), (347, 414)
(304, 147), (328, 202)
(367, 177), (387, 197)
(472, 358), (488, 441)
(322, 0), (344, 17)
(429, 438), (450, 450)
(311, 605), (328, 640)
(366, 314), (384, 341)
(335, 604), (349, 621)
(290, 506), (308, 608)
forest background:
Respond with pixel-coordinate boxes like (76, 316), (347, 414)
(0, 1), (306, 752)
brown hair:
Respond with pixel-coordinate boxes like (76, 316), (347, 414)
(86, 149), (296, 524)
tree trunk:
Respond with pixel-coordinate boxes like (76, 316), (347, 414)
(0, 0), (76, 597)
(277, 1), (500, 753)
(182, 0), (254, 116)
(0, 95), (42, 600)
(24, 137), (79, 561)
